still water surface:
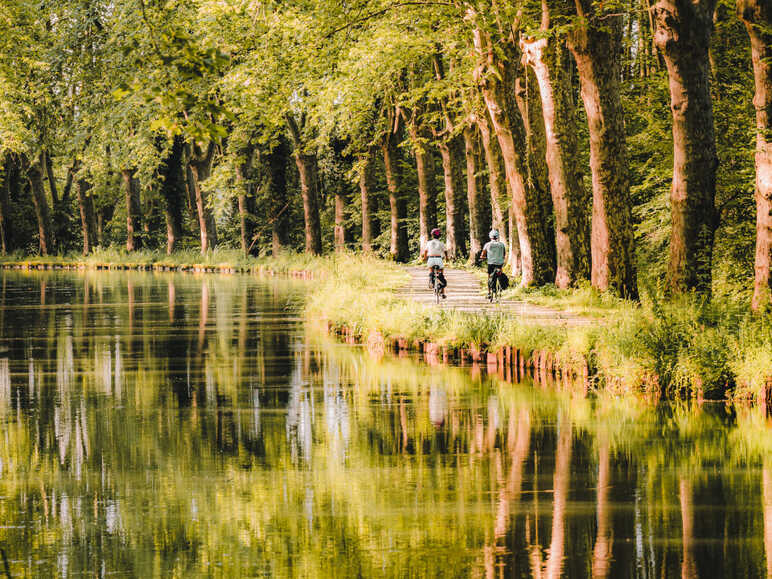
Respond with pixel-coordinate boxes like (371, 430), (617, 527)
(0, 271), (770, 578)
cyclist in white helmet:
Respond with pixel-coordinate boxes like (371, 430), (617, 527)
(421, 228), (447, 298)
(481, 229), (507, 298)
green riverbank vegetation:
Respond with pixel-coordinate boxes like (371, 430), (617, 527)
(302, 255), (771, 402)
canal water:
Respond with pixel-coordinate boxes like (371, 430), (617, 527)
(0, 271), (769, 578)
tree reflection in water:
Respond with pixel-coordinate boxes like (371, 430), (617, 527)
(0, 270), (769, 577)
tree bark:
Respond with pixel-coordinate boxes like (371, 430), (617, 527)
(405, 111), (437, 251)
(286, 116), (323, 255)
(382, 132), (409, 262)
(464, 125), (491, 261)
(522, 6), (591, 288)
(159, 136), (186, 255)
(122, 169), (141, 252)
(737, 0), (772, 310)
(509, 205), (522, 276)
(0, 155), (8, 255)
(234, 146), (256, 256)
(0, 154), (20, 253)
(477, 112), (509, 249)
(437, 134), (467, 259)
(415, 142), (437, 250)
(27, 159), (53, 256)
(567, 2), (639, 299)
(76, 178), (97, 255)
(358, 149), (376, 253)
(433, 53), (468, 260)
(652, 0), (719, 295)
(515, 69), (552, 232)
(186, 142), (217, 253)
(294, 152), (323, 255)
(334, 191), (347, 252)
(472, 20), (555, 286)
(267, 138), (291, 255)
(43, 150), (59, 208)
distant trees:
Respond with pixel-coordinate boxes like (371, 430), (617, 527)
(0, 0), (765, 307)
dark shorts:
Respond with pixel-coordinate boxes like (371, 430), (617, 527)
(487, 264), (504, 275)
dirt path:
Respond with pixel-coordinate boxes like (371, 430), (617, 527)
(399, 266), (590, 326)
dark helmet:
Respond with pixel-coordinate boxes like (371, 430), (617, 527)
(431, 228), (441, 239)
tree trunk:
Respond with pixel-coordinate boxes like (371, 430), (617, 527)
(515, 69), (552, 230)
(334, 191), (347, 252)
(27, 160), (53, 256)
(122, 169), (141, 252)
(652, 0), (719, 295)
(464, 125), (491, 261)
(294, 152), (323, 255)
(43, 150), (59, 208)
(738, 0), (772, 310)
(76, 178), (97, 255)
(567, 3), (638, 299)
(477, 112), (509, 249)
(359, 149), (376, 253)
(472, 22), (555, 286)
(509, 206), (522, 276)
(0, 155), (8, 255)
(383, 135), (409, 262)
(438, 134), (467, 260)
(160, 136), (186, 255)
(406, 119), (437, 250)
(416, 144), (437, 251)
(268, 138), (291, 255)
(235, 147), (255, 256)
(522, 12), (592, 288)
(0, 154), (20, 253)
(186, 142), (217, 253)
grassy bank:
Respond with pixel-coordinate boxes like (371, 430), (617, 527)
(304, 255), (771, 403)
(2, 250), (769, 402)
(0, 247), (330, 275)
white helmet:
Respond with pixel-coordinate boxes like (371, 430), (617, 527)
(489, 229), (499, 240)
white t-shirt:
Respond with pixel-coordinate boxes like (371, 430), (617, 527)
(425, 239), (446, 257)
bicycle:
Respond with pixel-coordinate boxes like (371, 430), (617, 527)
(430, 265), (443, 304)
(488, 267), (503, 303)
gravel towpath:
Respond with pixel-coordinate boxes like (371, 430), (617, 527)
(399, 266), (590, 326)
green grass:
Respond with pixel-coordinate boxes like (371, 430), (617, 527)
(0, 247), (332, 275)
(307, 257), (771, 401)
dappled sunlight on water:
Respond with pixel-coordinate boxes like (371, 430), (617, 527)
(0, 271), (769, 577)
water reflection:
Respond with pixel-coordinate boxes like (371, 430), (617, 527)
(0, 271), (769, 577)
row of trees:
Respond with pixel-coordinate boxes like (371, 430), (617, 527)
(0, 0), (769, 307)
